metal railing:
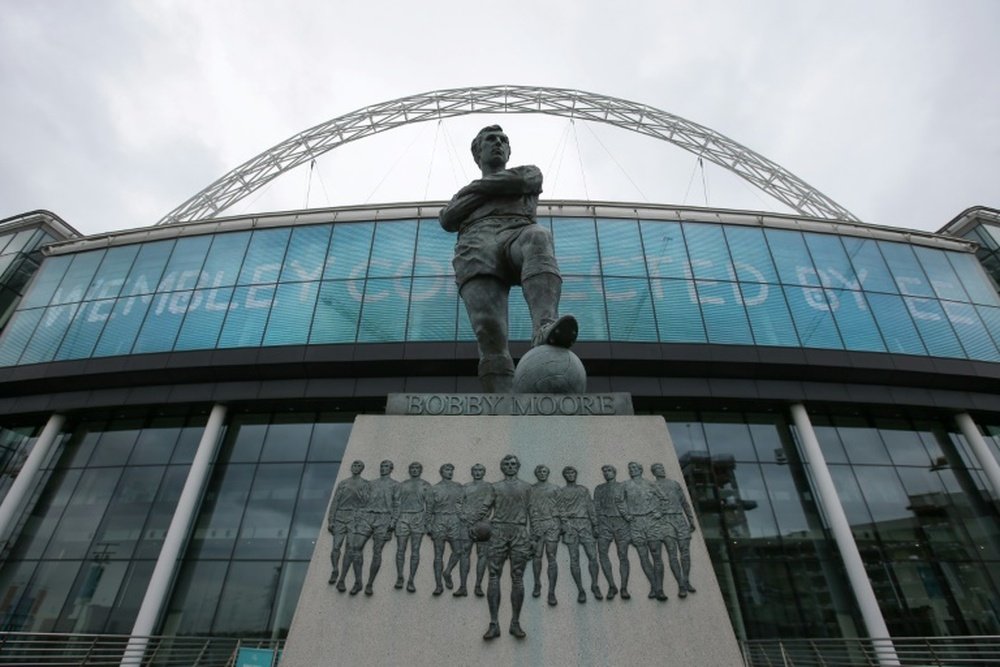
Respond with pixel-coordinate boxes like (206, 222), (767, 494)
(740, 636), (1000, 666)
(0, 633), (283, 666)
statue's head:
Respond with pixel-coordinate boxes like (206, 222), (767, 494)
(471, 463), (486, 480)
(627, 461), (643, 478)
(562, 466), (578, 483)
(440, 462), (455, 480)
(471, 124), (510, 168)
(408, 461), (423, 478)
(534, 464), (549, 482)
(379, 460), (394, 476)
(601, 464), (617, 481)
(350, 460), (365, 475)
(651, 463), (666, 479)
(500, 454), (521, 476)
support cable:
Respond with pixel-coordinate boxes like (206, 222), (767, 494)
(582, 121), (648, 202)
(571, 119), (591, 201)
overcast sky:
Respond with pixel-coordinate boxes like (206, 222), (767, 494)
(1, 0), (996, 237)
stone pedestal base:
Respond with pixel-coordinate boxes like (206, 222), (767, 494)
(282, 414), (743, 666)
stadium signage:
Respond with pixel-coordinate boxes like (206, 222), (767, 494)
(387, 393), (633, 416)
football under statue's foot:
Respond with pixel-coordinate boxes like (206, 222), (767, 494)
(533, 314), (578, 348)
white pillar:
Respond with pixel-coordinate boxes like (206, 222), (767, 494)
(954, 412), (1000, 501)
(121, 404), (227, 667)
(789, 403), (899, 667)
(0, 413), (65, 545)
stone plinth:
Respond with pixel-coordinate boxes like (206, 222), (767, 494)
(282, 414), (743, 666)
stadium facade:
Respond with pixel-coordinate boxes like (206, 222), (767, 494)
(0, 88), (997, 653)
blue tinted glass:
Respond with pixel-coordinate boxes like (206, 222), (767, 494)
(913, 246), (968, 302)
(197, 231), (251, 288)
(724, 226), (778, 283)
(368, 221), (416, 278)
(358, 278), (409, 342)
(55, 300), (113, 360)
(159, 236), (211, 292)
(976, 306), (1000, 349)
(765, 229), (816, 286)
(948, 252), (1000, 306)
(640, 220), (687, 279)
(19, 304), (77, 363)
(697, 280), (753, 344)
(742, 284), (799, 347)
(828, 289), (885, 352)
(280, 225), (332, 284)
(263, 282), (319, 345)
(84, 245), (139, 301)
(943, 302), (1000, 361)
(905, 297), (964, 357)
(597, 219), (645, 277)
(325, 223), (374, 280)
(133, 293), (189, 353)
(509, 286), (531, 341)
(238, 229), (289, 285)
(804, 233), (857, 289)
(311, 281), (361, 343)
(414, 219), (454, 278)
(650, 278), (706, 343)
(93, 295), (151, 356)
(407, 277), (457, 341)
(562, 276), (608, 340)
(784, 286), (843, 349)
(552, 218), (598, 275)
(174, 288), (233, 350)
(683, 223), (732, 281)
(866, 293), (927, 355)
(604, 278), (657, 341)
(218, 285), (274, 347)
(841, 237), (896, 294)
(879, 241), (934, 297)
(20, 255), (73, 308)
(123, 240), (174, 297)
(0, 309), (43, 365)
(52, 250), (106, 304)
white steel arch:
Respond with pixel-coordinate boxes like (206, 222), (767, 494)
(157, 85), (858, 225)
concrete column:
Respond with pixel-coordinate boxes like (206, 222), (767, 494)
(789, 403), (899, 667)
(0, 413), (65, 546)
(121, 404), (227, 667)
(954, 412), (1000, 501)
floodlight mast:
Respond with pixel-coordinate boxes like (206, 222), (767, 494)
(156, 85), (858, 226)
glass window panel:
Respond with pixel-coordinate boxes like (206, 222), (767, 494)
(307, 421), (351, 461)
(803, 232), (858, 290)
(44, 467), (122, 559)
(217, 285), (274, 348)
(828, 289), (886, 352)
(238, 228), (290, 286)
(834, 420), (891, 465)
(280, 224), (332, 283)
(84, 245), (139, 301)
(879, 241), (934, 298)
(552, 218), (599, 275)
(810, 418), (848, 464)
(730, 463), (780, 539)
(134, 465), (189, 559)
(19, 560), (82, 632)
(0, 560), (39, 631)
(0, 308), (43, 365)
(879, 424), (934, 467)
(683, 223), (733, 281)
(0, 254), (17, 283)
(976, 305), (1000, 351)
(8, 467), (82, 561)
(324, 222), (374, 280)
(604, 278), (658, 341)
(88, 420), (143, 467)
(703, 418), (756, 462)
(413, 219), (455, 278)
(173, 287), (233, 350)
(651, 278), (706, 343)
(128, 418), (183, 466)
(310, 280), (361, 344)
(562, 276), (608, 340)
(368, 220), (416, 278)
(54, 299), (113, 360)
(665, 414), (707, 459)
(235, 463), (303, 559)
(866, 293), (927, 355)
(260, 417), (313, 463)
(51, 250), (106, 305)
(852, 466), (916, 543)
(21, 255), (74, 309)
(286, 462), (338, 559)
(262, 282), (319, 346)
(827, 465), (876, 541)
(158, 236), (211, 294)
(913, 246), (968, 302)
(226, 414), (269, 463)
(765, 229), (815, 286)
(103, 560), (154, 634)
(944, 301), (1000, 361)
(91, 466), (165, 560)
(597, 219), (646, 277)
(92, 295), (151, 357)
(189, 463), (254, 559)
(724, 226), (778, 284)
(162, 560), (228, 636)
(742, 283), (799, 347)
(19, 303), (78, 363)
(905, 298), (965, 358)
(840, 237), (897, 294)
(640, 220), (687, 279)
(197, 231), (251, 289)
(407, 277), (457, 341)
(698, 280), (753, 344)
(758, 462), (817, 539)
(270, 561), (309, 637)
(1, 228), (34, 255)
(122, 240), (174, 297)
(212, 561), (279, 635)
(357, 278), (409, 342)
(784, 286), (843, 349)
(170, 416), (207, 465)
(746, 418), (791, 465)
(948, 251), (1000, 306)
(132, 292), (190, 353)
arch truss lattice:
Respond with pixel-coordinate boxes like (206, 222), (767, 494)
(157, 85), (857, 225)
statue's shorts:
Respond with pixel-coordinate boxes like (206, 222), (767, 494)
(531, 517), (561, 543)
(430, 513), (463, 541)
(488, 522), (533, 564)
(627, 513), (657, 546)
(596, 516), (631, 545)
(662, 514), (692, 541)
(351, 511), (393, 542)
(453, 217), (560, 289)
(395, 511), (425, 538)
(561, 517), (597, 546)
(329, 513), (354, 540)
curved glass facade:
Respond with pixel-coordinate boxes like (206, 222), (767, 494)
(2, 214), (1000, 366)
